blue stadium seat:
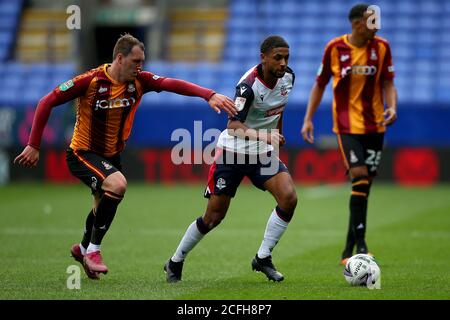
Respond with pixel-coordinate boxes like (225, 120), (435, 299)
(52, 62), (76, 76)
(301, 1), (322, 14)
(397, 1), (419, 14)
(440, 46), (450, 58)
(0, 15), (17, 30)
(419, 0), (441, 14)
(0, 1), (22, 16)
(0, 0), (442, 108)
(436, 81), (450, 102)
(0, 30), (13, 45)
(229, 0), (258, 17)
(0, 89), (19, 106)
(22, 86), (46, 105)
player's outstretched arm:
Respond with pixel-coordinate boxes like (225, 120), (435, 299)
(13, 72), (92, 168)
(14, 145), (39, 168)
(13, 86), (82, 168)
(159, 78), (237, 116)
(207, 93), (237, 116)
(301, 82), (325, 144)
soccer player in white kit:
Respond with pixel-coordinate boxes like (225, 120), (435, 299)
(164, 36), (297, 282)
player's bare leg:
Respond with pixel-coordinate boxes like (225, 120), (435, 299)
(164, 194), (231, 283)
(252, 172), (297, 282)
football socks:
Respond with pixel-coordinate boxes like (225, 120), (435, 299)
(349, 176), (370, 249)
(257, 208), (289, 259)
(171, 217), (206, 262)
(81, 209), (95, 250)
(90, 191), (123, 245)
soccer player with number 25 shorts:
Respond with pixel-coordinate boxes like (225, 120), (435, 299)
(301, 4), (398, 265)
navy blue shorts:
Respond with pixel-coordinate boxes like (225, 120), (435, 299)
(337, 133), (384, 176)
(204, 149), (289, 198)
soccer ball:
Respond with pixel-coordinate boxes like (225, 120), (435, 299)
(343, 254), (380, 287)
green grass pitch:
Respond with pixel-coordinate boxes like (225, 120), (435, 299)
(1, 182), (449, 299)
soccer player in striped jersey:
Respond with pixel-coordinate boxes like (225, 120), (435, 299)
(301, 4), (398, 265)
(164, 36), (297, 283)
(14, 33), (236, 279)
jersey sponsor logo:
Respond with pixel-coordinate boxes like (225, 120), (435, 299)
(239, 86), (247, 95)
(127, 83), (135, 92)
(265, 104), (286, 117)
(152, 74), (160, 80)
(234, 97), (246, 112)
(370, 48), (378, 60)
(216, 177), (226, 190)
(341, 65), (377, 77)
(59, 79), (74, 91)
(280, 84), (288, 96)
(98, 86), (108, 93)
(91, 176), (97, 189)
(340, 54), (350, 62)
(95, 97), (136, 111)
(101, 161), (112, 170)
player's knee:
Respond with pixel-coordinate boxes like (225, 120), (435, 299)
(275, 204), (295, 223)
(350, 167), (369, 180)
(202, 210), (226, 231)
(114, 178), (127, 195)
(196, 216), (220, 234)
(103, 173), (127, 196)
(351, 176), (370, 197)
(279, 190), (297, 213)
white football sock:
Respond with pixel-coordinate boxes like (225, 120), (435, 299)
(86, 243), (101, 254)
(79, 243), (87, 255)
(257, 208), (289, 259)
(171, 220), (205, 262)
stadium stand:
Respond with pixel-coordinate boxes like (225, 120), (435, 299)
(0, 0), (448, 107)
(0, 0), (448, 149)
(0, 0), (23, 61)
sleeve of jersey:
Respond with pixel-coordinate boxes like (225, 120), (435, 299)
(316, 44), (333, 87)
(137, 71), (166, 93)
(159, 78), (215, 100)
(27, 72), (93, 149)
(229, 83), (254, 122)
(138, 71), (215, 100)
(381, 42), (395, 81)
(289, 69), (295, 86)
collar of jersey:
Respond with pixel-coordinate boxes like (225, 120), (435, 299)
(103, 64), (122, 85)
(255, 64), (279, 90)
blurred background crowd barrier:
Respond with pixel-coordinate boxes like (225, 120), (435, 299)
(1, 0), (449, 185)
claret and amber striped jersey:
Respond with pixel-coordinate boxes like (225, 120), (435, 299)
(67, 64), (165, 156)
(54, 64), (165, 157)
(316, 35), (395, 134)
(28, 64), (215, 156)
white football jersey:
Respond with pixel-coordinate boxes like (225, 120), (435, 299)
(217, 64), (295, 154)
